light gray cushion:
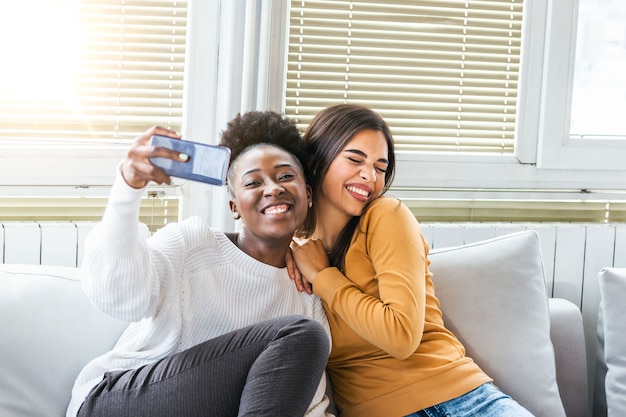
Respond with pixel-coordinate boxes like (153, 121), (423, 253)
(429, 230), (566, 417)
(548, 298), (588, 417)
(0, 264), (128, 417)
(594, 306), (608, 417)
(597, 267), (626, 417)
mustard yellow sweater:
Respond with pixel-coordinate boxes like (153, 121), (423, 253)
(313, 197), (492, 417)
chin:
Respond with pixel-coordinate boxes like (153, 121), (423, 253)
(350, 204), (368, 216)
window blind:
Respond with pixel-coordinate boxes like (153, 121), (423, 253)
(285, 0), (523, 153)
(402, 198), (626, 223)
(0, 193), (179, 232)
(0, 0), (187, 145)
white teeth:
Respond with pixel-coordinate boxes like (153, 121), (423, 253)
(346, 186), (370, 197)
(264, 205), (289, 215)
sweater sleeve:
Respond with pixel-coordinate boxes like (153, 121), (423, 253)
(81, 169), (185, 322)
(313, 198), (429, 359)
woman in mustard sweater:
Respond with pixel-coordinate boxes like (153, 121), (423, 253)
(290, 104), (534, 417)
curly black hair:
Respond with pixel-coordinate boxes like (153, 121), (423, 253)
(219, 111), (306, 169)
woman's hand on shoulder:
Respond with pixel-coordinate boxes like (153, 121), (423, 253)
(289, 237), (330, 290)
(285, 248), (313, 294)
(120, 126), (184, 189)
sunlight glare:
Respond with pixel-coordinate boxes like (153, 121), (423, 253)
(0, 0), (82, 102)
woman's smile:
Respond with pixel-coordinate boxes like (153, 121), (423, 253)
(230, 145), (310, 240)
(345, 184), (372, 202)
(262, 203), (292, 216)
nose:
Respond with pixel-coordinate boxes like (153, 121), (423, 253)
(360, 165), (377, 182)
(265, 180), (285, 196)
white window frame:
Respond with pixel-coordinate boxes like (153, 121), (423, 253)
(535, 0), (626, 171)
(267, 0), (626, 200)
(2, 0), (626, 224)
(0, 0), (283, 227)
(0, 1), (199, 193)
(0, 0), (226, 221)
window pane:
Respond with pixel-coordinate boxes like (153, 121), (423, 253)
(0, 0), (187, 145)
(570, 0), (626, 138)
(285, 0), (523, 154)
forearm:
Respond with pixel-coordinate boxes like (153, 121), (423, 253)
(314, 267), (423, 359)
(82, 170), (156, 321)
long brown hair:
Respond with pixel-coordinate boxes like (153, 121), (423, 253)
(300, 104), (396, 271)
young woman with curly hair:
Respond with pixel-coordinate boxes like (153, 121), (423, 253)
(69, 111), (334, 417)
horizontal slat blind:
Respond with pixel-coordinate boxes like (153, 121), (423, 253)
(0, 193), (178, 232)
(0, 0), (187, 145)
(403, 199), (626, 223)
(286, 0), (522, 153)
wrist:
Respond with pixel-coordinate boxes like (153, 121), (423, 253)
(119, 161), (146, 189)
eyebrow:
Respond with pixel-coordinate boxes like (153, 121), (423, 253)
(343, 148), (389, 164)
(241, 163), (296, 177)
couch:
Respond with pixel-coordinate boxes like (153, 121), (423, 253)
(0, 230), (589, 417)
(594, 267), (626, 417)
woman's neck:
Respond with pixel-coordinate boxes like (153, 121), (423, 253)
(314, 201), (351, 251)
(313, 225), (339, 253)
(227, 231), (290, 268)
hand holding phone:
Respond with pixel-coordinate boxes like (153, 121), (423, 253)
(149, 135), (231, 186)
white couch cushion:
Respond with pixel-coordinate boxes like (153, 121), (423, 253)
(547, 298), (588, 417)
(594, 306), (608, 417)
(0, 264), (128, 417)
(597, 267), (626, 417)
(428, 230), (566, 417)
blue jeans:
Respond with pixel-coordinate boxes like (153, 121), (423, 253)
(405, 383), (535, 417)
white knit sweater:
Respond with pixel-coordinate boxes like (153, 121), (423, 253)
(67, 173), (332, 417)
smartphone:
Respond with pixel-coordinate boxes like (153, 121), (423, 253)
(149, 135), (231, 186)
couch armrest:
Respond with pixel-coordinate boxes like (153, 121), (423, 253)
(549, 298), (588, 417)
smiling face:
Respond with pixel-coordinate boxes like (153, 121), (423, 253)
(229, 145), (310, 244)
(318, 129), (389, 222)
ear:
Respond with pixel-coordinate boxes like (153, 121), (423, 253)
(306, 184), (313, 208)
(229, 200), (241, 220)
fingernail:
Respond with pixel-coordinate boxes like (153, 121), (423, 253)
(179, 153), (189, 161)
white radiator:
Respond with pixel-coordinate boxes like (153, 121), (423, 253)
(3, 220), (624, 304)
(422, 223), (626, 302)
(422, 222), (626, 399)
(1, 221), (96, 268)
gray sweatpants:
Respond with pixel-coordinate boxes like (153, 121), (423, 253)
(77, 315), (329, 417)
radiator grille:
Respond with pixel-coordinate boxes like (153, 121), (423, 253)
(0, 221), (95, 267)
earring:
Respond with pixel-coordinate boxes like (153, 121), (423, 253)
(233, 212), (240, 220)
(308, 201), (312, 208)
